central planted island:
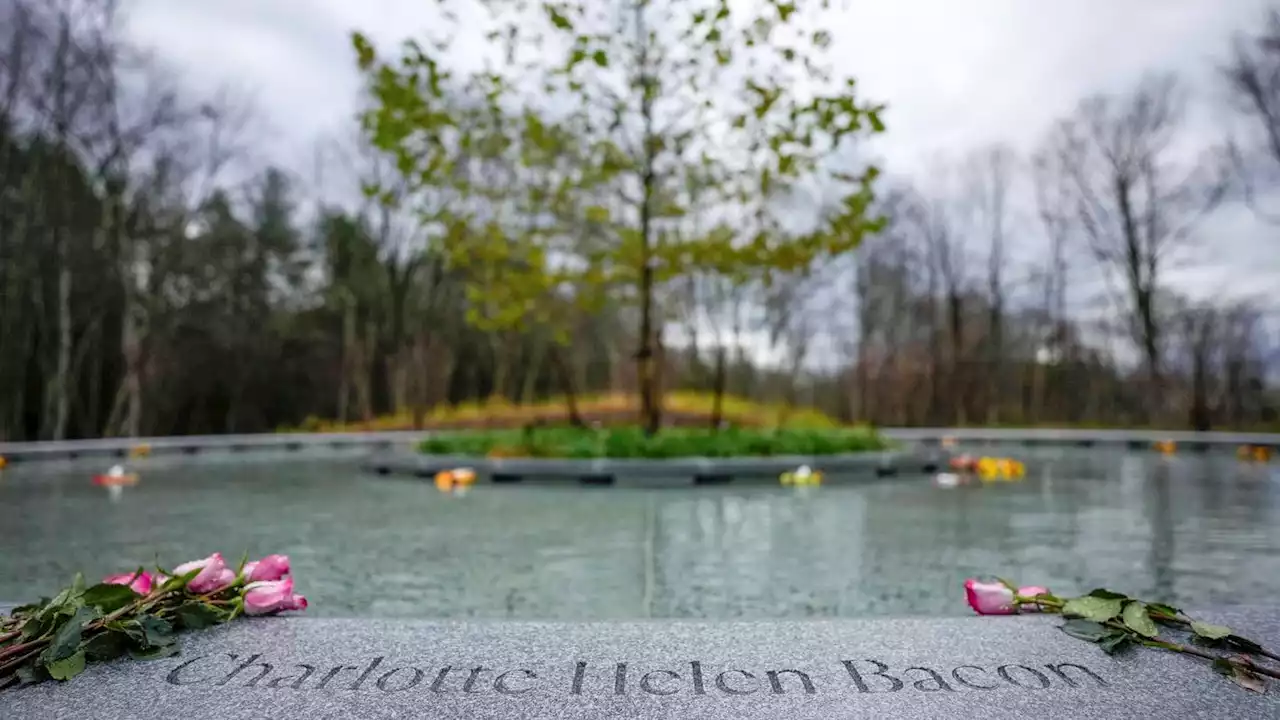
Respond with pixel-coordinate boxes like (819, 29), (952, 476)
(366, 425), (945, 486)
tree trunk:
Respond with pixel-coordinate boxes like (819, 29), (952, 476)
(337, 298), (355, 424)
(550, 344), (585, 428)
(48, 253), (72, 440)
(710, 346), (727, 430)
(518, 332), (548, 404)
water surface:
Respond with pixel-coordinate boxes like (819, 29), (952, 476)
(1, 448), (1277, 618)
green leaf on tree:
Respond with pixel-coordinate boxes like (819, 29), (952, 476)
(1062, 596), (1124, 622)
(1191, 621), (1232, 640)
(1060, 619), (1109, 642)
(591, 50), (608, 67)
(81, 583), (140, 614)
(1121, 601), (1159, 638)
(543, 4), (573, 30)
(45, 650), (86, 681)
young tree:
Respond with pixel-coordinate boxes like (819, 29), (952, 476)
(353, 0), (886, 433)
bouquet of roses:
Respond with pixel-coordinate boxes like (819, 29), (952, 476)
(0, 552), (306, 690)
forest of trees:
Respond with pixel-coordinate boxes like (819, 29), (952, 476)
(2, 0), (1280, 442)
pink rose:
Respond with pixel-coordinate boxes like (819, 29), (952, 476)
(174, 552), (237, 594)
(1017, 585), (1050, 611)
(965, 579), (1017, 615)
(243, 577), (308, 616)
(964, 579), (1051, 615)
(242, 554), (290, 582)
(103, 570), (153, 595)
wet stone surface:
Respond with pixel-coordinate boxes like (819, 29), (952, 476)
(3, 610), (1279, 719)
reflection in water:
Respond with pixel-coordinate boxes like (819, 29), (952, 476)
(0, 450), (1277, 619)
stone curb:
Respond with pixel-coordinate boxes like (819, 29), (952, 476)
(362, 450), (947, 486)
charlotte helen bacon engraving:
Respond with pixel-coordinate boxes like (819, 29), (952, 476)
(165, 655), (1110, 695)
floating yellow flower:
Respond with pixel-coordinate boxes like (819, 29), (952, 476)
(976, 457), (1025, 482)
(434, 467), (477, 492)
(128, 444), (152, 458)
(780, 465), (823, 486)
(1154, 440), (1176, 456)
(1237, 445), (1273, 463)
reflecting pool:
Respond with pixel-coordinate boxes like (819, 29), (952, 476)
(1, 448), (1277, 619)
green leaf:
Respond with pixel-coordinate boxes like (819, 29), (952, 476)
(591, 50), (608, 67)
(81, 583), (140, 614)
(15, 664), (48, 686)
(157, 568), (201, 593)
(1086, 588), (1129, 601)
(543, 4), (573, 30)
(137, 616), (174, 648)
(81, 630), (129, 661)
(584, 205), (610, 223)
(20, 614), (53, 641)
(1227, 635), (1264, 654)
(1060, 619), (1109, 643)
(45, 650), (86, 681)
(175, 603), (224, 631)
(47, 606), (98, 661)
(1212, 658), (1234, 676)
(1121, 601), (1159, 638)
(1099, 633), (1131, 655)
(1191, 621), (1232, 640)
(10, 599), (48, 617)
(129, 643), (180, 661)
(1062, 596), (1124, 622)
(1148, 602), (1181, 619)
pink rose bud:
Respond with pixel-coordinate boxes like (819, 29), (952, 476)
(243, 554), (290, 582)
(243, 577), (308, 616)
(103, 570), (152, 595)
(174, 552), (237, 594)
(964, 578), (1018, 615)
(1017, 585), (1050, 611)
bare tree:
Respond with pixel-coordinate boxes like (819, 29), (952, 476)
(965, 144), (1016, 423)
(1030, 145), (1078, 422)
(1223, 8), (1280, 221)
(1043, 73), (1227, 421)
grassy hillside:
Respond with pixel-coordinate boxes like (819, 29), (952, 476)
(419, 425), (889, 459)
(285, 392), (847, 433)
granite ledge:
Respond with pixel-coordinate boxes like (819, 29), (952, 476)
(2, 610), (1277, 719)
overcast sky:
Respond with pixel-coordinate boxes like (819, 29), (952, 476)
(123, 0), (1280, 366)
